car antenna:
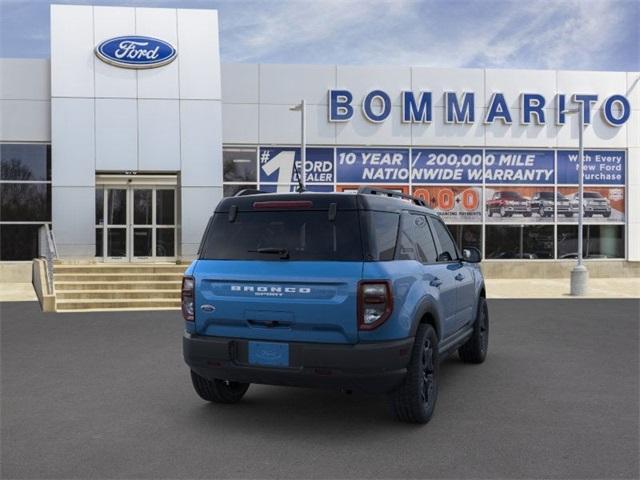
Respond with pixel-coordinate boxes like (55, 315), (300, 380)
(293, 157), (306, 193)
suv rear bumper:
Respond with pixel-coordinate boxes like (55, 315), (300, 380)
(183, 333), (414, 393)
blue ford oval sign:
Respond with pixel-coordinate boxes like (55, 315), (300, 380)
(95, 36), (177, 69)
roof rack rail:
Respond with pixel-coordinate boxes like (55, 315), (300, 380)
(233, 188), (265, 197)
(357, 186), (428, 208)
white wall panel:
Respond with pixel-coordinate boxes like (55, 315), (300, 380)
(181, 186), (223, 247)
(628, 148), (640, 188)
(52, 186), (95, 245)
(95, 98), (137, 171)
(626, 72), (640, 111)
(485, 69), (557, 110)
(306, 105), (336, 145)
(221, 64), (259, 103)
(628, 110), (640, 148)
(411, 67), (485, 108)
(260, 64), (335, 105)
(138, 99), (180, 171)
(180, 100), (223, 187)
(485, 108), (558, 147)
(222, 103), (259, 144)
(259, 104), (300, 144)
(336, 106), (411, 146)
(557, 70), (627, 111)
(556, 110), (627, 148)
(412, 107), (485, 147)
(93, 6), (137, 98)
(51, 98), (94, 186)
(51, 4), (94, 98)
(177, 9), (220, 100)
(0, 100), (51, 142)
(336, 66), (410, 107)
(136, 7), (179, 99)
(0, 59), (50, 100)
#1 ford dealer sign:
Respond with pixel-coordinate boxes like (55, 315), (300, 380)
(95, 35), (177, 69)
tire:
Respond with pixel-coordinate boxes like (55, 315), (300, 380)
(604, 211), (611, 218)
(389, 324), (439, 424)
(565, 213), (573, 218)
(523, 212), (532, 217)
(487, 207), (493, 217)
(459, 297), (489, 364)
(190, 370), (250, 404)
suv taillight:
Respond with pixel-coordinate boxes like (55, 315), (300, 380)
(358, 281), (393, 330)
(182, 276), (195, 321)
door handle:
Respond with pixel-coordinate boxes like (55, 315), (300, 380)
(455, 273), (465, 281)
(429, 277), (442, 287)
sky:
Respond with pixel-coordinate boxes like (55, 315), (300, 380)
(0, 0), (638, 71)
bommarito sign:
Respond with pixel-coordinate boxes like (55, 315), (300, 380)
(328, 90), (631, 127)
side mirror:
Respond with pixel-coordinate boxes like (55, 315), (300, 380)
(462, 246), (481, 263)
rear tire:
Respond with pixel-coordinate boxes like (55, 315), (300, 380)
(190, 370), (250, 404)
(459, 297), (489, 364)
(389, 324), (439, 424)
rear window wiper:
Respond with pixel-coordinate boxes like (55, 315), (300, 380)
(248, 247), (290, 259)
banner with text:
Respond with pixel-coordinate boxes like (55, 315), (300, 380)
(411, 149), (483, 184)
(336, 148), (410, 183)
(484, 150), (554, 184)
(557, 150), (625, 185)
(259, 147), (334, 185)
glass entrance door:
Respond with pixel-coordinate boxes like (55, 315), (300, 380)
(96, 185), (176, 262)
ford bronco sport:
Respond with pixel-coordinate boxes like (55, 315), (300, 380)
(182, 187), (488, 424)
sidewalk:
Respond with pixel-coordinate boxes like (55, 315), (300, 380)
(486, 278), (640, 299)
(0, 283), (37, 302)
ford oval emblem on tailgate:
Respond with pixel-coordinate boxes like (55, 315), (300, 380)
(95, 36), (177, 69)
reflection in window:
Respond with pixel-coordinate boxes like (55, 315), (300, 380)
(0, 144), (51, 181)
(557, 225), (624, 259)
(156, 190), (175, 225)
(223, 148), (257, 182)
(447, 224), (482, 254)
(0, 224), (40, 260)
(0, 183), (51, 221)
(486, 225), (553, 259)
(223, 184), (257, 197)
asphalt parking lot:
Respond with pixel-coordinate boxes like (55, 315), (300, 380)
(1, 299), (638, 479)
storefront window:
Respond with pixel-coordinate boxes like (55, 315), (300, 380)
(0, 144), (52, 261)
(557, 225), (624, 259)
(447, 224), (482, 254)
(223, 148), (257, 182)
(486, 225), (554, 259)
(0, 224), (41, 260)
(223, 184), (257, 197)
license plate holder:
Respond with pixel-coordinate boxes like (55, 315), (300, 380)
(248, 341), (289, 367)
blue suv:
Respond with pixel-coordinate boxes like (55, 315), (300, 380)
(182, 187), (488, 424)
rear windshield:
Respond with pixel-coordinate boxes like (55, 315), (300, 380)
(200, 210), (363, 261)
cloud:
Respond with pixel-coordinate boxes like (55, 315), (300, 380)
(0, 0), (638, 70)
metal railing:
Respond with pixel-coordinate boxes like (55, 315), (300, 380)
(38, 224), (58, 294)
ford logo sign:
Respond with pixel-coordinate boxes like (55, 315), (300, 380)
(95, 36), (177, 69)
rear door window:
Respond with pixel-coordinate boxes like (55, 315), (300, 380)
(363, 211), (399, 261)
(429, 217), (459, 262)
(200, 210), (363, 261)
(396, 213), (438, 263)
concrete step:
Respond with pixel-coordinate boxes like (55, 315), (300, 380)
(55, 281), (181, 291)
(54, 264), (187, 274)
(55, 298), (181, 311)
(54, 273), (184, 282)
(56, 290), (180, 300)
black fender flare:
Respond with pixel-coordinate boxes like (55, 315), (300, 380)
(409, 300), (443, 341)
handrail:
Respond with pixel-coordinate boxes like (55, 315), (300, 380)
(38, 224), (58, 294)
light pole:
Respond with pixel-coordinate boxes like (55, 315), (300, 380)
(564, 104), (588, 295)
(289, 100), (306, 192)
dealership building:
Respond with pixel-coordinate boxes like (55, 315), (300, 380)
(1, 4), (639, 276)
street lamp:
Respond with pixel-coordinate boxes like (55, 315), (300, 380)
(289, 100), (306, 192)
(563, 104), (588, 295)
